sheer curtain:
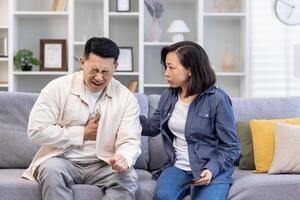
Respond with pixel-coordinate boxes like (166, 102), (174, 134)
(251, 0), (300, 97)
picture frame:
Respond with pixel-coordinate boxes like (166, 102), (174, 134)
(116, 0), (130, 12)
(117, 47), (133, 72)
(40, 39), (67, 71)
(0, 36), (8, 57)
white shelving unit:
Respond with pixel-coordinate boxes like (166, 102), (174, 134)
(5, 0), (250, 97)
(0, 0), (9, 91)
(8, 0), (69, 92)
(202, 0), (250, 97)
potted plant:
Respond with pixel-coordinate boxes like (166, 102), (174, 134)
(13, 49), (41, 71)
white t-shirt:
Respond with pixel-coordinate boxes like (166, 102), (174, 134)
(63, 88), (103, 161)
(168, 95), (191, 171)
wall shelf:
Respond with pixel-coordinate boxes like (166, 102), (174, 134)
(13, 71), (69, 75)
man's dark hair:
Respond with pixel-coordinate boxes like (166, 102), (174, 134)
(161, 41), (216, 97)
(84, 37), (119, 62)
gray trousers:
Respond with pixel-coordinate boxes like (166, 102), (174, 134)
(37, 157), (138, 200)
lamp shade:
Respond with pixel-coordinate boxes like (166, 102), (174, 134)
(167, 20), (190, 33)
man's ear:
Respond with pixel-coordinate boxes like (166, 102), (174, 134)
(115, 62), (119, 70)
(79, 57), (85, 68)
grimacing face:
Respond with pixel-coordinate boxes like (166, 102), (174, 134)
(164, 52), (191, 89)
(80, 53), (117, 92)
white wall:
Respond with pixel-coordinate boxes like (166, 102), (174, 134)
(251, 0), (300, 97)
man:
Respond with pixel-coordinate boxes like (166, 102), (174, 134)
(22, 37), (142, 200)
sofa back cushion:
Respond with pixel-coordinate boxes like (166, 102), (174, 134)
(0, 92), (150, 170)
(231, 96), (300, 121)
(148, 95), (169, 171)
(133, 93), (150, 170)
(0, 92), (40, 168)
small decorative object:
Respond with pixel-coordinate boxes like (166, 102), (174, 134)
(227, 0), (238, 12)
(13, 49), (41, 71)
(213, 0), (238, 13)
(51, 0), (68, 12)
(0, 36), (8, 57)
(127, 80), (138, 92)
(221, 45), (236, 72)
(40, 39), (67, 71)
(144, 0), (164, 42)
(167, 20), (190, 42)
(117, 47), (133, 72)
(275, 0), (300, 25)
(117, 0), (130, 12)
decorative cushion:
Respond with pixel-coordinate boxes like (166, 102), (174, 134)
(250, 118), (300, 173)
(236, 121), (255, 170)
(268, 123), (300, 174)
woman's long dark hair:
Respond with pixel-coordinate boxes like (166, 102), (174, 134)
(161, 41), (216, 97)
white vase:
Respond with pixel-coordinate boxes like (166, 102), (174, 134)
(221, 45), (236, 72)
(148, 18), (162, 42)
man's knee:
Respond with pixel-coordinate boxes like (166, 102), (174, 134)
(119, 168), (138, 192)
(37, 157), (73, 185)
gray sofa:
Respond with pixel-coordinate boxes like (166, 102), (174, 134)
(1, 91), (300, 200)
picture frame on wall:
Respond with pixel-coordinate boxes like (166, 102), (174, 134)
(116, 0), (130, 12)
(117, 47), (133, 72)
(40, 39), (67, 71)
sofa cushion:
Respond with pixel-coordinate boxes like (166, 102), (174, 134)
(250, 118), (300, 173)
(0, 169), (154, 200)
(148, 95), (169, 171)
(236, 121), (255, 170)
(228, 167), (300, 200)
(231, 96), (300, 122)
(268, 123), (300, 174)
(134, 93), (150, 170)
(0, 92), (40, 168)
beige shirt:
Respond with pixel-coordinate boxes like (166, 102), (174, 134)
(22, 71), (142, 181)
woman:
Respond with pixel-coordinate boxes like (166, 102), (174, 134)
(140, 41), (240, 200)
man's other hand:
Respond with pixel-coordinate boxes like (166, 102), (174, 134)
(109, 154), (129, 173)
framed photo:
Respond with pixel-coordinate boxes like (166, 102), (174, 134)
(117, 47), (133, 72)
(40, 39), (67, 71)
(0, 36), (8, 57)
(116, 0), (130, 12)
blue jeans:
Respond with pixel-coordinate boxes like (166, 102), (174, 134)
(154, 166), (230, 200)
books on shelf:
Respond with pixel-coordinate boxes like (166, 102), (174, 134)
(51, 0), (68, 12)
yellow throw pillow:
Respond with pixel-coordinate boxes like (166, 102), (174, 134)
(250, 118), (300, 173)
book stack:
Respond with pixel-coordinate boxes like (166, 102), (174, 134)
(51, 0), (68, 12)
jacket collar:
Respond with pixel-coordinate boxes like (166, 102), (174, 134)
(71, 71), (113, 102)
(203, 85), (216, 95)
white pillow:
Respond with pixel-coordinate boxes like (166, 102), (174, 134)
(268, 123), (300, 174)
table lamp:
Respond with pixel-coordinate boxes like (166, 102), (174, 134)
(167, 20), (190, 42)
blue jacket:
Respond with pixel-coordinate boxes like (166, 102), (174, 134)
(140, 86), (240, 184)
